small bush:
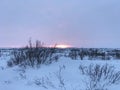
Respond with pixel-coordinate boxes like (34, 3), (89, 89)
(79, 64), (120, 90)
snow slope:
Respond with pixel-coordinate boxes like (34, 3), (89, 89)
(0, 51), (120, 90)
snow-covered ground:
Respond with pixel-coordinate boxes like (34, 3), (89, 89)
(0, 50), (120, 90)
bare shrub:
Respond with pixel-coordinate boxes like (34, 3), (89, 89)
(34, 76), (56, 89)
(79, 64), (120, 90)
(4, 80), (11, 84)
(69, 49), (80, 60)
(0, 50), (1, 57)
(55, 65), (66, 90)
(34, 77), (48, 89)
(7, 40), (58, 68)
(19, 73), (26, 79)
(0, 66), (4, 70)
(68, 48), (87, 60)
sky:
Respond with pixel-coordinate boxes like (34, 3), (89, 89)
(0, 0), (120, 48)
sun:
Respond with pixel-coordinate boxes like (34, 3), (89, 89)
(56, 44), (71, 48)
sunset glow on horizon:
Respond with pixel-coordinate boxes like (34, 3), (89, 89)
(49, 44), (72, 48)
(55, 44), (71, 48)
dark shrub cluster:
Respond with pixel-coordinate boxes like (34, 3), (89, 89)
(68, 48), (85, 60)
(0, 50), (1, 57)
(7, 40), (58, 68)
(68, 48), (120, 60)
